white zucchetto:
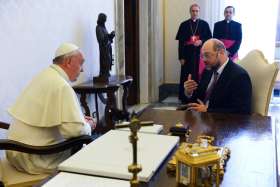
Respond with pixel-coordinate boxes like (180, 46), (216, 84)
(54, 42), (79, 58)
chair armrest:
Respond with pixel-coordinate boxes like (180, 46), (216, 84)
(0, 122), (9, 130)
(0, 135), (92, 154)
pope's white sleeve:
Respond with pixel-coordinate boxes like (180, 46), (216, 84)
(58, 122), (92, 139)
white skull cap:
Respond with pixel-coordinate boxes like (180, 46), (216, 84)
(54, 42), (79, 58)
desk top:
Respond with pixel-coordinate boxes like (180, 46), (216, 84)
(138, 108), (277, 187)
(73, 75), (132, 91)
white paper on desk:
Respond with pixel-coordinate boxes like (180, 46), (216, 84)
(116, 124), (163, 134)
(152, 106), (177, 110)
(43, 172), (130, 187)
(59, 130), (179, 182)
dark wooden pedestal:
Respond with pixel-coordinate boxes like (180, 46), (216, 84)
(73, 75), (133, 133)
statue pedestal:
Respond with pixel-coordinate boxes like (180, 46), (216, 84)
(93, 76), (109, 83)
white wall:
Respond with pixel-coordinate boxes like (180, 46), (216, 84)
(151, 0), (164, 102)
(197, 0), (225, 32)
(224, 0), (279, 62)
(0, 0), (115, 122)
(139, 0), (149, 103)
(139, 0), (164, 103)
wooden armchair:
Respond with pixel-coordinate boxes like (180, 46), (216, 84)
(0, 121), (92, 187)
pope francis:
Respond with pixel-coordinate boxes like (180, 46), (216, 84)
(6, 43), (95, 174)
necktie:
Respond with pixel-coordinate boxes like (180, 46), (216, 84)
(204, 71), (219, 103)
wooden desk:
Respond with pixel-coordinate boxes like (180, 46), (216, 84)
(73, 75), (132, 132)
(138, 108), (277, 187)
(41, 109), (277, 187)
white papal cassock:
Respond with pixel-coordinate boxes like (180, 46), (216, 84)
(6, 64), (91, 174)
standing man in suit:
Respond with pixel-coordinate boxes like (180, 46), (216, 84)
(176, 3), (212, 103)
(213, 6), (242, 62)
(184, 39), (252, 114)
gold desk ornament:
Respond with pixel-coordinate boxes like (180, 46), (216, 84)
(167, 127), (192, 173)
(115, 116), (154, 187)
(213, 147), (231, 178)
(196, 135), (215, 146)
(170, 135), (231, 187)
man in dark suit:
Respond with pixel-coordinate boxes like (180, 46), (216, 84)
(213, 6), (242, 62)
(184, 39), (252, 114)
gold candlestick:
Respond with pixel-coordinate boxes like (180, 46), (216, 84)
(114, 116), (153, 187)
(128, 117), (142, 187)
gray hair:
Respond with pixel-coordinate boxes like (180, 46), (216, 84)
(53, 50), (80, 64)
(212, 39), (226, 52)
(212, 38), (229, 56)
(189, 3), (200, 12)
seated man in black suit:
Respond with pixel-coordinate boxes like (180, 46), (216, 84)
(184, 38), (252, 114)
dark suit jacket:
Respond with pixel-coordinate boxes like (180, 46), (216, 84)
(190, 60), (252, 114)
(213, 20), (242, 57)
(176, 19), (212, 60)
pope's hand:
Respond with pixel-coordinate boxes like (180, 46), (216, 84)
(85, 116), (97, 130)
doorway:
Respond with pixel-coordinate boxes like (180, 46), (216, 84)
(124, 0), (140, 105)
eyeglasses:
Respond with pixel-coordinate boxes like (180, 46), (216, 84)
(200, 52), (218, 60)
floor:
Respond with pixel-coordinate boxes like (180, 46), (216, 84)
(269, 96), (280, 117)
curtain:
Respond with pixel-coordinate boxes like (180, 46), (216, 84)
(197, 0), (226, 32)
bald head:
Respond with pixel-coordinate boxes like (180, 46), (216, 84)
(201, 39), (228, 70)
(202, 39), (226, 53)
